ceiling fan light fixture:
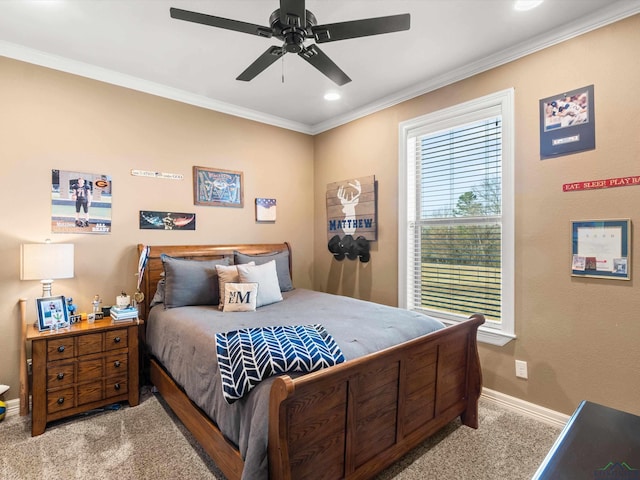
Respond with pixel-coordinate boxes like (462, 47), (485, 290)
(170, 2), (410, 85)
(514, 0), (544, 11)
(324, 91), (341, 101)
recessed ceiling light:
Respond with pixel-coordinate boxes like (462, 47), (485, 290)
(514, 0), (543, 11)
(324, 92), (341, 101)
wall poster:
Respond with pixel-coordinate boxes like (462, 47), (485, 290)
(51, 170), (112, 234)
(540, 84), (595, 159)
(139, 211), (196, 230)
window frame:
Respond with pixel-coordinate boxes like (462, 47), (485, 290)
(398, 89), (515, 346)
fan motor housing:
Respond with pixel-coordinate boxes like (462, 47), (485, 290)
(270, 8), (317, 52)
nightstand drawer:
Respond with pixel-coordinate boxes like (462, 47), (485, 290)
(77, 332), (103, 356)
(47, 388), (75, 414)
(105, 329), (128, 350)
(47, 338), (74, 361)
(47, 363), (75, 387)
(78, 380), (103, 405)
(106, 377), (128, 398)
(78, 358), (103, 382)
(105, 353), (128, 377)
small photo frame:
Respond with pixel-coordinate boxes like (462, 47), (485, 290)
(571, 219), (631, 280)
(36, 295), (70, 331)
(193, 166), (244, 207)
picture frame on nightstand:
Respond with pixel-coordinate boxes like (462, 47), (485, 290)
(36, 295), (69, 331)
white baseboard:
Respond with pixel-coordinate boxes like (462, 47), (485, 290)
(481, 388), (569, 428)
(3, 397), (21, 417)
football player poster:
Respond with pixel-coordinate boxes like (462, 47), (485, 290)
(51, 169), (112, 234)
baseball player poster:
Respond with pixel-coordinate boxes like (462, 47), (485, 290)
(539, 84), (595, 159)
(51, 169), (112, 234)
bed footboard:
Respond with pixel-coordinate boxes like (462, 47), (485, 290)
(268, 314), (484, 480)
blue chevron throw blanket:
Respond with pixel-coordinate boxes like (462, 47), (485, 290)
(216, 324), (345, 404)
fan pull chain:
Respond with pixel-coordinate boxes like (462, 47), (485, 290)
(281, 55), (285, 83)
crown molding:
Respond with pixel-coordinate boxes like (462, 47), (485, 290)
(2, 0), (638, 136)
(0, 40), (313, 135)
(309, 0), (640, 134)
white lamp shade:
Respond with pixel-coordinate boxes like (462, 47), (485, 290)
(20, 243), (74, 281)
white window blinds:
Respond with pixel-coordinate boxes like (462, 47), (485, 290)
(410, 116), (502, 321)
(399, 89), (514, 345)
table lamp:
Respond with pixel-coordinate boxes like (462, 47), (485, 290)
(20, 242), (74, 297)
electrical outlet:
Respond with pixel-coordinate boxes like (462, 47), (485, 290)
(515, 360), (528, 379)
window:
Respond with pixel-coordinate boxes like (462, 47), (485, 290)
(398, 89), (515, 346)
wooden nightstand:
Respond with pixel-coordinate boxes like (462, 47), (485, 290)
(26, 319), (142, 436)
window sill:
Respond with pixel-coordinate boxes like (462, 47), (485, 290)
(477, 325), (516, 346)
(439, 319), (515, 346)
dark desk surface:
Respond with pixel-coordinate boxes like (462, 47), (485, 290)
(533, 400), (640, 480)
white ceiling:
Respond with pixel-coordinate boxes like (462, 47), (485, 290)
(1, 1), (639, 134)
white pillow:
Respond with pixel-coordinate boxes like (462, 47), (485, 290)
(222, 283), (258, 312)
(215, 262), (254, 310)
(237, 260), (283, 308)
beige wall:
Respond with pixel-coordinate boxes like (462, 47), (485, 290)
(3, 15), (639, 417)
(313, 15), (640, 416)
(0, 56), (315, 401)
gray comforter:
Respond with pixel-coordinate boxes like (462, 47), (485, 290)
(146, 288), (444, 480)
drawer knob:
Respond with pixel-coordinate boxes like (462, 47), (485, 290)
(114, 360), (121, 368)
(57, 397), (65, 405)
(57, 345), (65, 353)
(114, 383), (121, 391)
(57, 373), (65, 380)
(114, 337), (121, 343)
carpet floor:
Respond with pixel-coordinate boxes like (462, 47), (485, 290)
(0, 389), (561, 480)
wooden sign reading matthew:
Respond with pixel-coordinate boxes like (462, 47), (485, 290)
(326, 175), (377, 241)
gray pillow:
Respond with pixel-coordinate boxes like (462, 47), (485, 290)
(234, 250), (293, 292)
(150, 277), (165, 307)
(161, 254), (230, 308)
(237, 261), (283, 308)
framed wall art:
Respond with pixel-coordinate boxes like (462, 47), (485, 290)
(255, 198), (276, 222)
(540, 84), (595, 159)
(193, 166), (244, 207)
(36, 295), (70, 331)
(571, 219), (630, 280)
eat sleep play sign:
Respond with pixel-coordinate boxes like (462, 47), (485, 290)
(563, 175), (640, 192)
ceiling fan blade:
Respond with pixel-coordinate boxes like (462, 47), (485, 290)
(170, 7), (273, 38)
(298, 44), (351, 86)
(279, 0), (306, 27)
(312, 13), (410, 43)
(237, 46), (285, 81)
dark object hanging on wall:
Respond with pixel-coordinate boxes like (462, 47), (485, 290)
(327, 235), (370, 263)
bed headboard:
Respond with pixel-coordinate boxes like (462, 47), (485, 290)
(136, 242), (292, 320)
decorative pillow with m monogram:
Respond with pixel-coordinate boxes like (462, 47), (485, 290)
(222, 283), (258, 312)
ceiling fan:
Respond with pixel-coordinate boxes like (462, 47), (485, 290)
(169, 1), (410, 86)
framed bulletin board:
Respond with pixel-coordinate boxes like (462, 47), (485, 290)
(571, 219), (630, 280)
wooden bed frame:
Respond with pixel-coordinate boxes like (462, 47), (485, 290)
(138, 243), (484, 480)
